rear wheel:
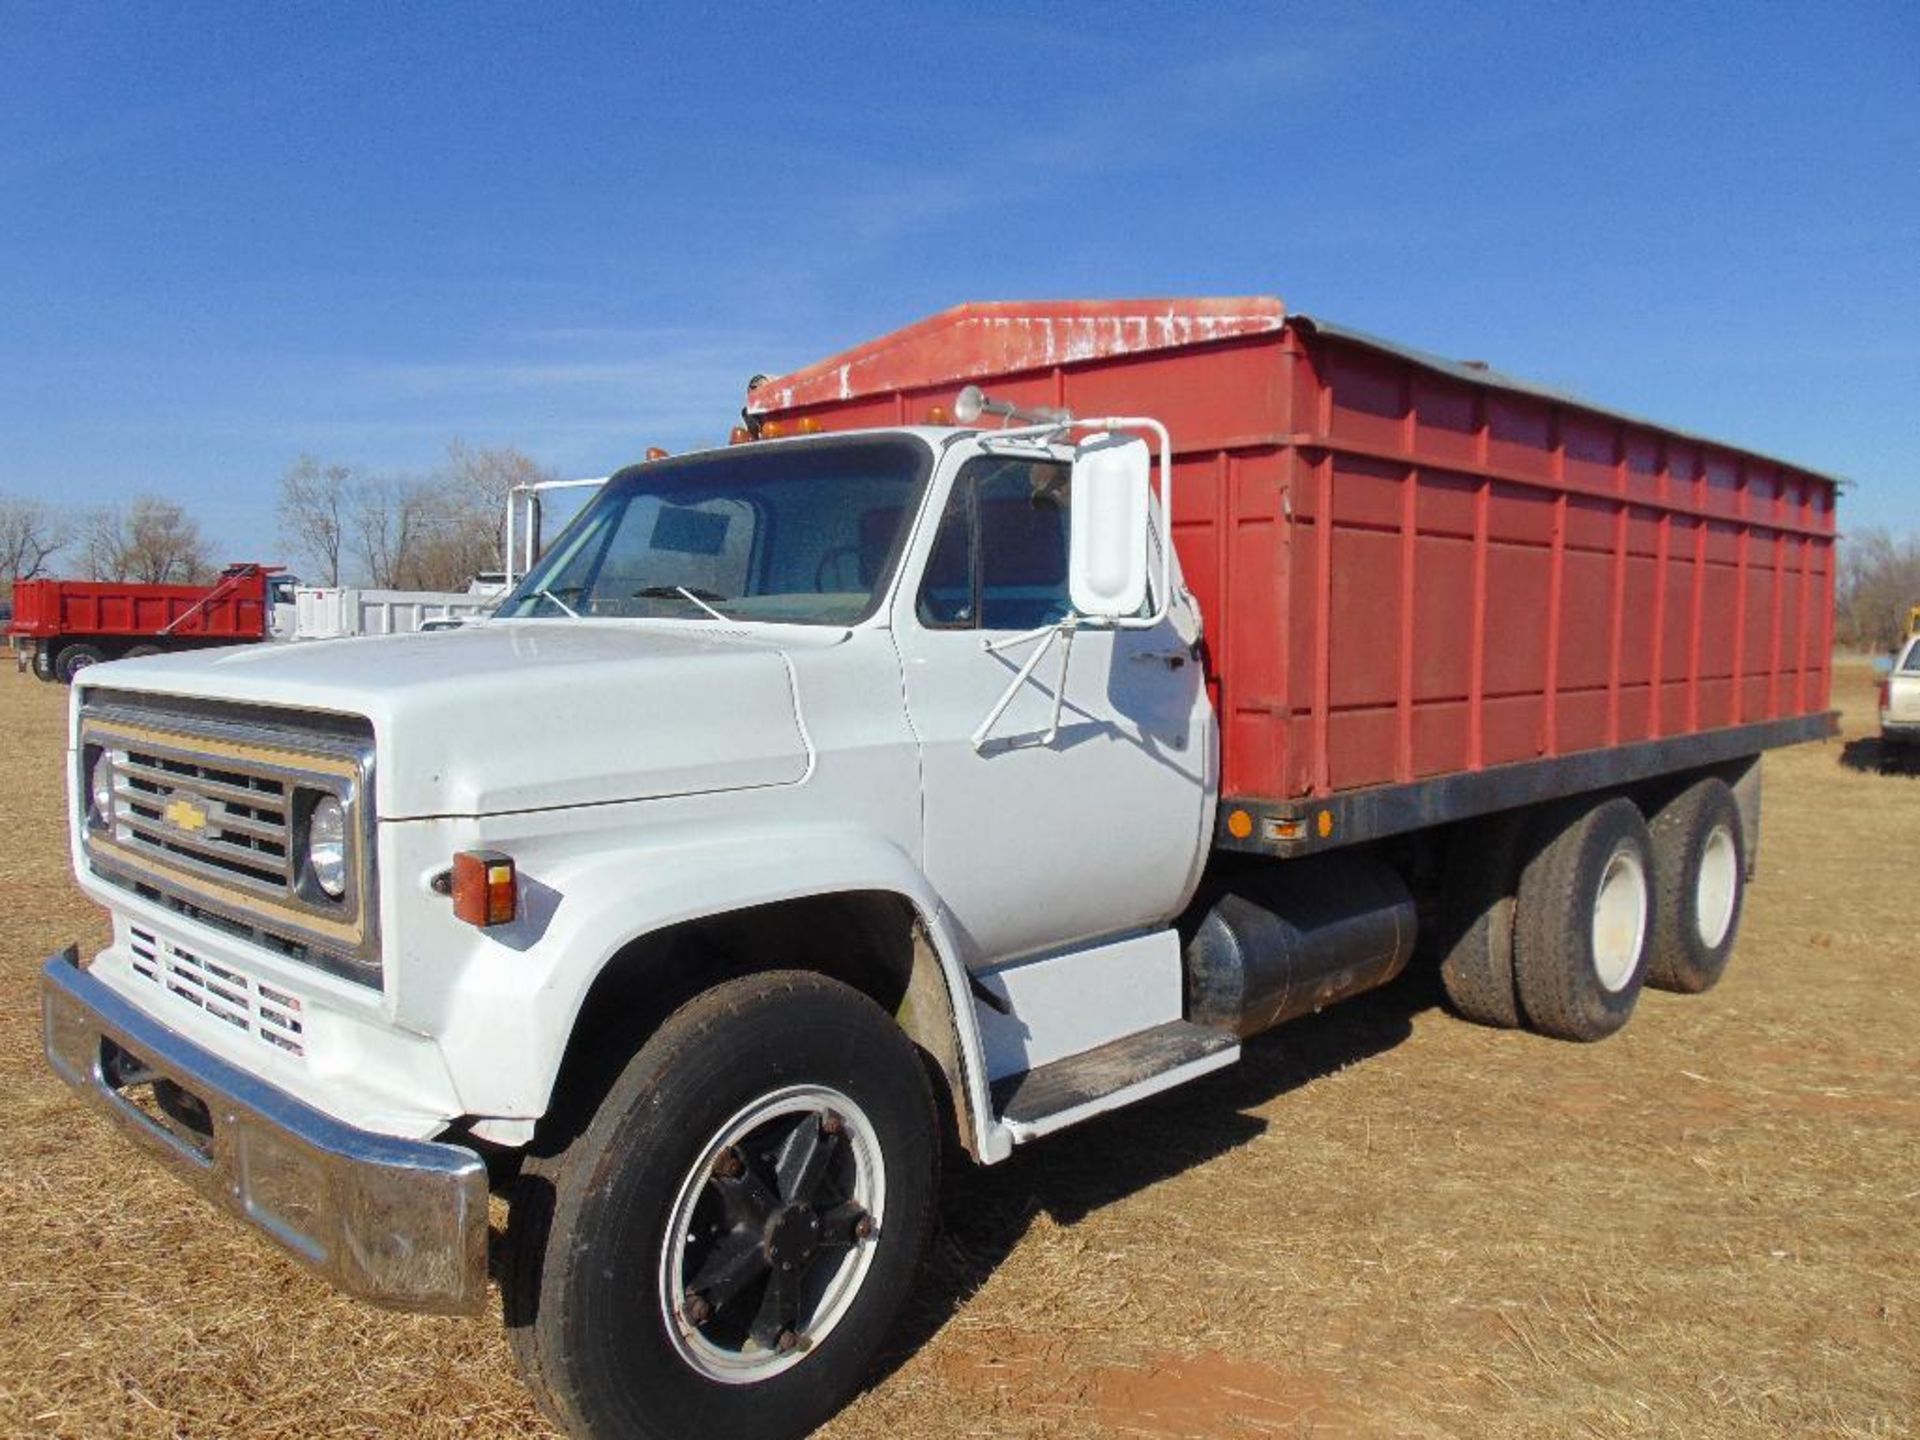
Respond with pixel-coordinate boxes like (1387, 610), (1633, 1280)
(1436, 815), (1526, 1028)
(55, 643), (107, 682)
(1646, 779), (1745, 993)
(504, 971), (938, 1440)
(1513, 798), (1654, 1042)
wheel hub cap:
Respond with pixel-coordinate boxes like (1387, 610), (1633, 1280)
(660, 1087), (885, 1384)
(763, 1204), (824, 1271)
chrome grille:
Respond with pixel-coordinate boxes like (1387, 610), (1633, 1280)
(111, 744), (293, 892)
(129, 925), (308, 1059)
(78, 692), (380, 988)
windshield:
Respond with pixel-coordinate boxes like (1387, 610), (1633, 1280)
(497, 436), (932, 625)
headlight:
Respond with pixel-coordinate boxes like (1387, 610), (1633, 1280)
(88, 750), (113, 827)
(307, 794), (348, 898)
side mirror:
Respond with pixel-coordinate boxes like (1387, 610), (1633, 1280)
(1068, 432), (1151, 620)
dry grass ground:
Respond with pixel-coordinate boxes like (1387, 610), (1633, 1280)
(1, 660), (1914, 1439)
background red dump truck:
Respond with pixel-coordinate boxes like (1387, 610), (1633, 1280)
(746, 298), (1838, 858)
(8, 563), (286, 682)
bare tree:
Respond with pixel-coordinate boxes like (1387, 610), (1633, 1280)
(428, 440), (555, 588)
(277, 456), (354, 586)
(78, 507), (125, 581)
(0, 494), (69, 598)
(280, 441), (557, 591)
(77, 497), (211, 584)
(350, 474), (433, 588)
(122, 496), (211, 583)
(1836, 527), (1920, 653)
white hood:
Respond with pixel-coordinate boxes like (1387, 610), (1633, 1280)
(78, 622), (822, 819)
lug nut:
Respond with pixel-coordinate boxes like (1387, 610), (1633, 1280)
(712, 1149), (743, 1180)
(853, 1213), (876, 1242)
(820, 1112), (844, 1136)
(683, 1294), (712, 1326)
(776, 1329), (799, 1353)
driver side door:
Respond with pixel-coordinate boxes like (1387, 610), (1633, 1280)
(892, 442), (1214, 968)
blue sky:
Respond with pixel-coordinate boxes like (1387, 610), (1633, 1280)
(2, 2), (1915, 560)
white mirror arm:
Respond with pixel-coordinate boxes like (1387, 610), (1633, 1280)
(971, 620), (1077, 752)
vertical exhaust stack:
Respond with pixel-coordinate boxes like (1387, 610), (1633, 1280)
(1183, 855), (1417, 1039)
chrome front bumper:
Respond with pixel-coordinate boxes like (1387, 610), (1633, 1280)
(41, 948), (489, 1315)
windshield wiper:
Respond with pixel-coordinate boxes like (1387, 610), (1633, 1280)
(635, 585), (734, 622)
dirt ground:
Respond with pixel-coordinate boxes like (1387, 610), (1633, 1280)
(1, 660), (1914, 1439)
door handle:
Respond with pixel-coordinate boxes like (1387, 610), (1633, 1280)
(1130, 647), (1191, 670)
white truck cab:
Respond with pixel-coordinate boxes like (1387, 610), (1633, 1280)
(44, 414), (1243, 1440)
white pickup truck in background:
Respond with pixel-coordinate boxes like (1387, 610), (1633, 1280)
(1879, 634), (1920, 767)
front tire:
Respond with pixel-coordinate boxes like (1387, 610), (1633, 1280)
(505, 971), (938, 1440)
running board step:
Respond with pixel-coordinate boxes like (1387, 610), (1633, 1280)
(990, 1020), (1239, 1144)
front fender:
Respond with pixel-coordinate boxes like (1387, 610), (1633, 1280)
(409, 823), (1005, 1161)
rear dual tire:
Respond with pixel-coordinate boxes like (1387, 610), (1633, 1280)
(1512, 798), (1655, 1042)
(1645, 779), (1745, 993)
(1437, 816), (1526, 1029)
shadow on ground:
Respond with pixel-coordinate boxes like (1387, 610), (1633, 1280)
(1839, 736), (1920, 776)
(873, 962), (1444, 1385)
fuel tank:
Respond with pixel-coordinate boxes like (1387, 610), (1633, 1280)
(1182, 854), (1417, 1038)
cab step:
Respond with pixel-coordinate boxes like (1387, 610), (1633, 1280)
(990, 1020), (1239, 1143)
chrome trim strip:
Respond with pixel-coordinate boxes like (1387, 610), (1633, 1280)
(115, 814), (290, 887)
(41, 950), (487, 1315)
(114, 756), (290, 811)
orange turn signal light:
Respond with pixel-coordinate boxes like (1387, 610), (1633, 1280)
(729, 426), (752, 445)
(451, 850), (517, 927)
(796, 416), (822, 434)
(645, 446), (670, 460)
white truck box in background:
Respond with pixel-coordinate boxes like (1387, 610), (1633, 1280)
(290, 586), (498, 640)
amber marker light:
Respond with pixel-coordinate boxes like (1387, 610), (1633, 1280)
(796, 417), (822, 434)
(1225, 808), (1254, 840)
(451, 850), (517, 927)
(645, 446), (670, 460)
(728, 426), (751, 445)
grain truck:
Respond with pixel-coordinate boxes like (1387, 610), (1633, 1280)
(41, 298), (1837, 1440)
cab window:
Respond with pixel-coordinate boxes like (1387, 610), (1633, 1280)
(916, 456), (1070, 631)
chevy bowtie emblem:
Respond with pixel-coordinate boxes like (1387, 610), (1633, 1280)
(163, 792), (211, 833)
